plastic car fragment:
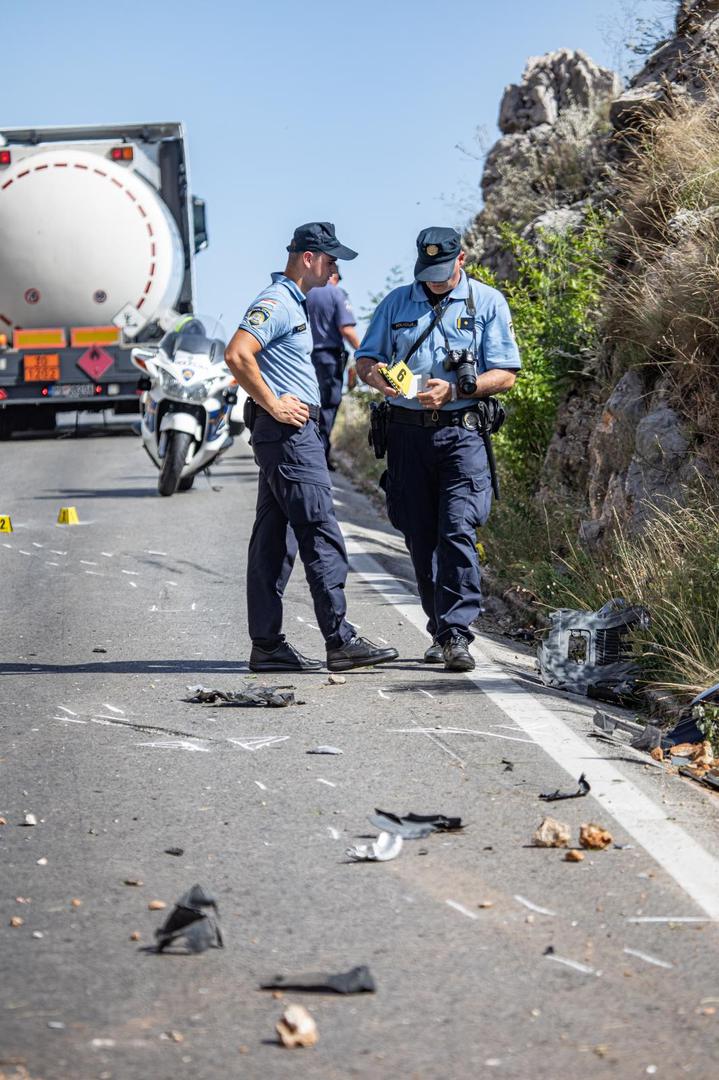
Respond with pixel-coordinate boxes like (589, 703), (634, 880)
(261, 965), (376, 995)
(368, 809), (464, 838)
(539, 773), (590, 801)
(345, 831), (403, 862)
(184, 684), (300, 707)
(154, 884), (223, 953)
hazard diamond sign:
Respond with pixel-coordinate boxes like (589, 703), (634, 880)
(77, 346), (113, 381)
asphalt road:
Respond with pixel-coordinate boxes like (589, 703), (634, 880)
(1, 421), (718, 1080)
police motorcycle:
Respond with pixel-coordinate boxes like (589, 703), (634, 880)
(131, 316), (237, 497)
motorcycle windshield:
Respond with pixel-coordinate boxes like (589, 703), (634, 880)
(160, 315), (228, 365)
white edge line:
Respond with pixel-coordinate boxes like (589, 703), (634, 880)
(446, 899), (479, 920)
(341, 537), (719, 922)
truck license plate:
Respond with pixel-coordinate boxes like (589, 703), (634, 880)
(24, 354), (61, 381)
(48, 384), (96, 399)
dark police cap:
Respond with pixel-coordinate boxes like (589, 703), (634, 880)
(414, 226), (462, 282)
(287, 222), (358, 261)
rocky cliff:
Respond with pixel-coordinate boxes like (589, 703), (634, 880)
(464, 0), (719, 545)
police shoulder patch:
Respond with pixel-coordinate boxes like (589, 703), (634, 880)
(246, 306), (272, 327)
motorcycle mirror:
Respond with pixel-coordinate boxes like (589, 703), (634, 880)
(131, 347), (157, 371)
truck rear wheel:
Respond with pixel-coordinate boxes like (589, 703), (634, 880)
(158, 431), (193, 497)
(0, 412), (12, 440)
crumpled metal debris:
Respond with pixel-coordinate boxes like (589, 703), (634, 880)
(154, 884), (223, 953)
(536, 598), (649, 700)
(579, 823), (613, 850)
(533, 816), (571, 848)
(345, 831), (403, 862)
(539, 773), (590, 801)
(276, 1003), (318, 1048)
(367, 809), (464, 839)
(184, 684), (300, 707)
(261, 965), (376, 995)
(631, 724), (663, 751)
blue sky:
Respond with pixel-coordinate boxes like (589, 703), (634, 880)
(3, 0), (671, 330)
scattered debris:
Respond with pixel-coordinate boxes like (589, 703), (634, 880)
(148, 900), (167, 911)
(650, 747), (664, 762)
(10, 916), (24, 927)
(579, 823), (613, 850)
(0, 816), (6, 826)
(130, 931), (141, 941)
(184, 684), (301, 707)
(592, 710), (645, 739)
(544, 945), (598, 976)
(326, 674), (346, 685)
(368, 809), (463, 839)
(124, 879), (144, 887)
(478, 900), (495, 909)
(154, 884), (222, 954)
(631, 724), (663, 752)
(514, 895), (556, 916)
(501, 759), (514, 771)
(532, 816), (571, 848)
(92, 647), (107, 654)
(164, 847), (184, 857)
(346, 832), (403, 862)
(47, 1021), (66, 1029)
(32, 931), (43, 939)
(276, 1003), (318, 1049)
(21, 813), (38, 827)
(306, 746), (343, 756)
(565, 850), (585, 863)
(162, 1031), (184, 1043)
(539, 773), (590, 802)
(71, 898), (82, 908)
(36, 857), (48, 866)
(261, 966), (376, 995)
(623, 946), (673, 970)
(536, 598), (649, 701)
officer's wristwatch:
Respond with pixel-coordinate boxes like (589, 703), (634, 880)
(450, 383), (458, 403)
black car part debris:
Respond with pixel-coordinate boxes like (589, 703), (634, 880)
(184, 684), (300, 707)
(536, 598), (649, 700)
(663, 682), (719, 746)
(368, 809), (464, 839)
(154, 884), (223, 954)
(539, 773), (590, 801)
(261, 965), (376, 995)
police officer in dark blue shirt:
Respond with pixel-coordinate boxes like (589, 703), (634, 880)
(225, 222), (398, 674)
(356, 227), (521, 673)
(306, 270), (360, 469)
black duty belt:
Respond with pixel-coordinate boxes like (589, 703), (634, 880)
(258, 403), (320, 422)
(389, 405), (482, 429)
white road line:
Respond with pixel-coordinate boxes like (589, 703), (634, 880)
(446, 900), (479, 920)
(341, 538), (719, 921)
(515, 895), (556, 917)
(545, 954), (598, 976)
(623, 947), (673, 969)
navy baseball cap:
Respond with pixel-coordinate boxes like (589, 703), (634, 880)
(287, 222), (358, 261)
(414, 226), (462, 282)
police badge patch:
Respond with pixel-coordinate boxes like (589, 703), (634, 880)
(247, 307), (272, 327)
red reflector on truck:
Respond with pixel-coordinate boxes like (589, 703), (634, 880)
(110, 146), (133, 162)
(14, 328), (67, 349)
(0, 150), (11, 166)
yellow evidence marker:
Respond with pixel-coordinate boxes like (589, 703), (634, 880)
(379, 360), (414, 396)
(57, 506), (80, 525)
(0, 515), (13, 533)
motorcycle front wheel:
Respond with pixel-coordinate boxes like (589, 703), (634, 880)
(158, 431), (194, 497)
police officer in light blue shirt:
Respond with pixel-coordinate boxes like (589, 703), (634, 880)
(355, 227), (521, 673)
(225, 222), (398, 675)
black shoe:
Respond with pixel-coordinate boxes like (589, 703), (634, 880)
(423, 638), (443, 664)
(442, 634), (475, 672)
(326, 635), (398, 672)
(249, 641), (323, 673)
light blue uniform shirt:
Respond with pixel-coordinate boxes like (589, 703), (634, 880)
(239, 272), (320, 406)
(356, 271), (521, 411)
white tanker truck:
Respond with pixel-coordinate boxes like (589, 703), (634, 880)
(0, 122), (208, 438)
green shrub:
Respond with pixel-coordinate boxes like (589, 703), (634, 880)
(468, 213), (606, 492)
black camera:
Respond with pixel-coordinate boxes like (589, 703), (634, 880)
(443, 349), (476, 396)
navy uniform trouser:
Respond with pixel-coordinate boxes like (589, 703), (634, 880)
(311, 348), (344, 456)
(247, 409), (354, 652)
(384, 419), (492, 644)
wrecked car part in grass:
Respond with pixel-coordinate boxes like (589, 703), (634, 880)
(184, 684), (301, 707)
(345, 832), (403, 862)
(276, 1004), (318, 1048)
(532, 816), (571, 848)
(536, 598), (649, 701)
(368, 809), (464, 839)
(539, 773), (590, 801)
(261, 966), (376, 995)
(154, 884), (223, 954)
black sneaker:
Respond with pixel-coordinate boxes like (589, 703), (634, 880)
(423, 638), (443, 664)
(442, 634), (475, 672)
(249, 641), (323, 673)
(326, 635), (398, 672)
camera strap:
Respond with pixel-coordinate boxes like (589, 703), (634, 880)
(402, 294), (452, 365)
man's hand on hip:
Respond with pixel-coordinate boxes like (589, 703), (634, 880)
(269, 394), (310, 427)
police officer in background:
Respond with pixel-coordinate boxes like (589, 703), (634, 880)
(225, 222), (398, 674)
(355, 227), (521, 672)
(306, 270), (360, 469)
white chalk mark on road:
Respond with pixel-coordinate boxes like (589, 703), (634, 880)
(417, 689), (435, 699)
(45, 562), (59, 567)
(327, 827), (341, 840)
(254, 780), (267, 791)
(446, 900), (479, 920)
(545, 954), (598, 976)
(101, 552), (114, 558)
(147, 550), (167, 556)
(227, 736), (289, 752)
(343, 538), (719, 922)
(378, 689), (392, 700)
(19, 550), (32, 556)
(80, 560), (97, 566)
(136, 739), (210, 752)
(121, 569), (139, 576)
(623, 947), (673, 969)
(50, 550), (66, 556)
(390, 727), (534, 744)
(127, 581), (138, 588)
(56, 706), (78, 716)
(102, 704), (124, 715)
(626, 916), (714, 924)
(85, 570), (103, 576)
(514, 895), (556, 917)
(32, 542), (44, 549)
(317, 778), (336, 787)
(53, 716), (87, 725)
